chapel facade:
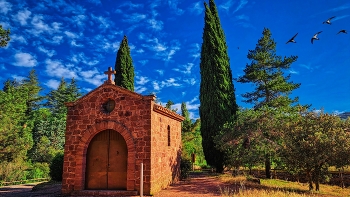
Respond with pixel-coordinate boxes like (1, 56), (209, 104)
(61, 68), (184, 196)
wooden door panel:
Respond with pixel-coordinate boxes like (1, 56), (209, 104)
(85, 130), (128, 190)
(86, 131), (109, 189)
(108, 131), (127, 189)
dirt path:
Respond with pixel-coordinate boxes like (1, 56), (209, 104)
(153, 172), (234, 197)
(0, 172), (233, 197)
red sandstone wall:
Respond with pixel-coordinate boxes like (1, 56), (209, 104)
(62, 83), (183, 196)
(149, 104), (182, 195)
(62, 84), (154, 195)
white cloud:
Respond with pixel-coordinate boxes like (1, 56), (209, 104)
(147, 18), (163, 31)
(135, 76), (149, 85)
(153, 81), (160, 91)
(289, 69), (299, 74)
(232, 0), (248, 13)
(70, 52), (99, 66)
(236, 14), (249, 21)
(188, 2), (203, 15)
(219, 0), (234, 11)
(13, 52), (37, 67)
(188, 43), (200, 60)
(156, 69), (164, 75)
(122, 13), (147, 23)
(0, 0), (12, 14)
(64, 31), (78, 39)
(91, 14), (113, 29)
(14, 9), (31, 26)
(168, 0), (184, 15)
(173, 63), (194, 74)
(45, 79), (60, 89)
(184, 78), (196, 85)
(119, 1), (143, 10)
(10, 35), (28, 44)
(138, 60), (148, 65)
(10, 75), (25, 82)
(45, 59), (79, 79)
(71, 15), (87, 29)
(38, 46), (56, 57)
(28, 15), (62, 36)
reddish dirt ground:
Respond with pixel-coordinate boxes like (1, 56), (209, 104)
(0, 172), (233, 197)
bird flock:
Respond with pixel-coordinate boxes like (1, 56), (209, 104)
(286, 16), (347, 44)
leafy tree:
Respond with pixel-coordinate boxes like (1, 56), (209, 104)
(281, 110), (350, 191)
(45, 78), (81, 118)
(0, 25), (10, 47)
(114, 35), (135, 91)
(0, 85), (33, 162)
(199, 0), (238, 172)
(237, 28), (300, 178)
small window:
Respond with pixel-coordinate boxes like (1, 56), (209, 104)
(167, 125), (170, 146)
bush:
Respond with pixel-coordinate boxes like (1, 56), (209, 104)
(49, 152), (64, 181)
(28, 162), (50, 179)
(180, 158), (192, 180)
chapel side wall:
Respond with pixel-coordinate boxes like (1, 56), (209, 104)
(61, 84), (153, 195)
(149, 106), (182, 195)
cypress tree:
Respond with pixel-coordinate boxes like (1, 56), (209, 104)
(199, 0), (238, 173)
(114, 35), (135, 91)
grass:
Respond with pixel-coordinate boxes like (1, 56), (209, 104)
(218, 174), (350, 197)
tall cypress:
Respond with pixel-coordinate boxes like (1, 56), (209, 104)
(114, 35), (135, 91)
(199, 0), (238, 173)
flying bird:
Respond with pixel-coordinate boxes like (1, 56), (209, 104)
(286, 33), (298, 44)
(337, 29), (347, 34)
(323, 16), (336, 25)
(311, 31), (322, 44)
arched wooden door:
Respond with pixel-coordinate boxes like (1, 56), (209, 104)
(85, 130), (127, 190)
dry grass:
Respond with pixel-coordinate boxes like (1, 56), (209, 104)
(218, 174), (350, 197)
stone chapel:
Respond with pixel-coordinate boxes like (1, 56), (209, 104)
(61, 67), (184, 196)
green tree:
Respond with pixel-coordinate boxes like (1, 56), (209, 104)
(114, 35), (135, 91)
(22, 69), (44, 117)
(0, 85), (33, 162)
(0, 25), (10, 47)
(199, 0), (238, 172)
(237, 28), (300, 178)
(45, 78), (81, 118)
(281, 110), (350, 191)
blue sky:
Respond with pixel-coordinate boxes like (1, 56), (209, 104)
(0, 0), (349, 120)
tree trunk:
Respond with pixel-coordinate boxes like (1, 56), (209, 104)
(314, 165), (320, 191)
(307, 170), (313, 191)
(265, 154), (271, 179)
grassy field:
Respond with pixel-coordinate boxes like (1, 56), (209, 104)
(218, 174), (350, 197)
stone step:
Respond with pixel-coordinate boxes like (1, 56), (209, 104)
(71, 190), (139, 196)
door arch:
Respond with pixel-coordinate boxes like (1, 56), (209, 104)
(85, 129), (127, 190)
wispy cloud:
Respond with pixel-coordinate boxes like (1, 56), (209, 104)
(219, 0), (234, 12)
(27, 15), (62, 36)
(138, 60), (148, 65)
(119, 1), (143, 10)
(188, 1), (203, 15)
(156, 69), (164, 76)
(10, 34), (28, 44)
(70, 52), (99, 66)
(324, 3), (350, 13)
(173, 63), (194, 74)
(183, 78), (196, 85)
(136, 76), (149, 85)
(147, 18), (163, 31)
(38, 46), (56, 57)
(168, 0), (184, 15)
(232, 0), (248, 13)
(13, 9), (31, 25)
(0, 0), (12, 14)
(91, 14), (113, 29)
(13, 52), (37, 67)
(188, 43), (200, 60)
(289, 69), (299, 74)
(236, 14), (249, 21)
(122, 13), (147, 23)
(332, 15), (350, 22)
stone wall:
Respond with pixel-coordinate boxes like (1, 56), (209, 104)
(62, 83), (183, 196)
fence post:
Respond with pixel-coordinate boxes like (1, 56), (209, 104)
(140, 163), (143, 197)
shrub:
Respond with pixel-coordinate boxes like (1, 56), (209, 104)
(28, 162), (50, 179)
(180, 158), (192, 180)
(49, 152), (64, 181)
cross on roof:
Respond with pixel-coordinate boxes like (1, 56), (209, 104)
(104, 67), (116, 84)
